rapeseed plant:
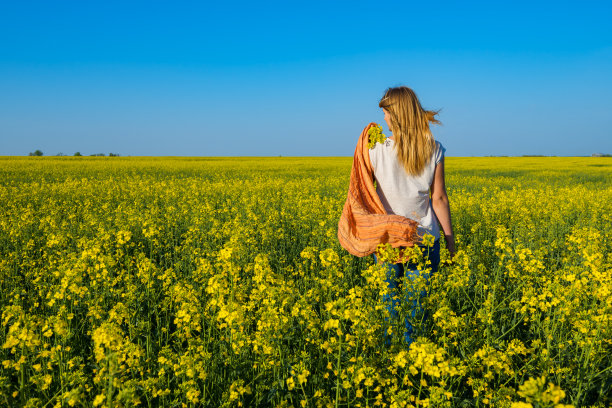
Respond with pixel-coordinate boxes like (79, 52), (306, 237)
(0, 156), (609, 407)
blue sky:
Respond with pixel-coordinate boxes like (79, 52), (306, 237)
(1, 0), (611, 156)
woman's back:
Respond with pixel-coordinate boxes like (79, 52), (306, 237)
(369, 138), (445, 239)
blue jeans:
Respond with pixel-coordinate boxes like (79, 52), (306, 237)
(372, 240), (440, 346)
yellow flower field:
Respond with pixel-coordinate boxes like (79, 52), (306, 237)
(0, 156), (610, 407)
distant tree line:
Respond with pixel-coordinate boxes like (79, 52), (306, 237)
(28, 151), (121, 157)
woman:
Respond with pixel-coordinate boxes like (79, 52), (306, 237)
(337, 85), (455, 345)
(371, 86), (455, 345)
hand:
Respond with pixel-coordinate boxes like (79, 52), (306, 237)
(445, 232), (456, 248)
(444, 235), (456, 264)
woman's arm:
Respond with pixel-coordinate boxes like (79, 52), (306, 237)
(430, 158), (456, 257)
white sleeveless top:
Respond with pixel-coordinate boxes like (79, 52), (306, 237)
(368, 138), (445, 240)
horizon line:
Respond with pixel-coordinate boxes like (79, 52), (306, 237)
(1, 155), (610, 159)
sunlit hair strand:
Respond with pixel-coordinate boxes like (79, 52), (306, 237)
(378, 86), (442, 176)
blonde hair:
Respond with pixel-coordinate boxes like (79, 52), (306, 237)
(378, 86), (442, 176)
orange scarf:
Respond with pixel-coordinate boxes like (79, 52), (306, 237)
(337, 122), (421, 261)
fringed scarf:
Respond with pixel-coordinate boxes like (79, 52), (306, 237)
(337, 122), (421, 261)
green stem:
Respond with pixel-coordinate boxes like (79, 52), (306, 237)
(335, 335), (342, 408)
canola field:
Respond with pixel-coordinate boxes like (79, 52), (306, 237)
(1, 156), (611, 408)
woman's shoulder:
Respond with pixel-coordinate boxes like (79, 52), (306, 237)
(368, 137), (395, 171)
(432, 140), (446, 165)
(368, 138), (393, 162)
(368, 136), (393, 150)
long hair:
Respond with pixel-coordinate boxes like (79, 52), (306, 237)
(378, 86), (442, 176)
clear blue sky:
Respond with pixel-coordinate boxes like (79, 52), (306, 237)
(1, 0), (611, 156)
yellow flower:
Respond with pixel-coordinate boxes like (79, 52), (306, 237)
(367, 124), (387, 149)
(421, 233), (435, 248)
(297, 369), (310, 385)
(93, 394), (105, 407)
